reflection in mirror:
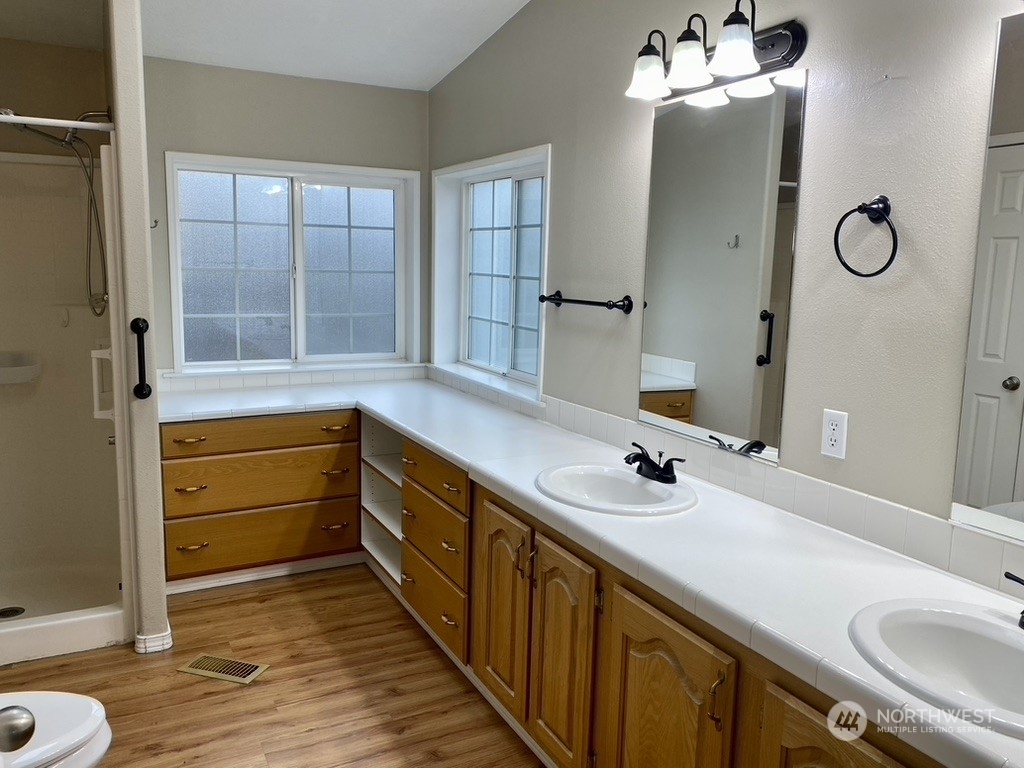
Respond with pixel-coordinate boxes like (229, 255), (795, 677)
(638, 74), (806, 461)
(953, 13), (1024, 539)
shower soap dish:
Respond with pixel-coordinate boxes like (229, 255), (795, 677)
(0, 352), (41, 384)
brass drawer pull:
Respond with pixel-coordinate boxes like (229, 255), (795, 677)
(175, 541), (209, 552)
(667, 402), (685, 408)
(440, 612), (459, 627)
(442, 481), (461, 494)
(320, 468), (351, 476)
(320, 523), (350, 531)
(400, 572), (415, 584)
(172, 436), (207, 445)
(173, 484), (208, 494)
(401, 509), (416, 518)
(440, 538), (459, 554)
(320, 424), (350, 432)
(707, 672), (726, 732)
(401, 457), (416, 465)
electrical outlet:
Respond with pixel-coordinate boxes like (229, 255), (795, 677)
(821, 409), (848, 459)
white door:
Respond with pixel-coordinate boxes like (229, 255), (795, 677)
(954, 142), (1024, 507)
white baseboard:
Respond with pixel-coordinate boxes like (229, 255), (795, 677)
(135, 623), (174, 654)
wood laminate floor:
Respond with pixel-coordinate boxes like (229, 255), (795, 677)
(0, 566), (543, 768)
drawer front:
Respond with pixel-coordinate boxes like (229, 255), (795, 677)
(165, 498), (359, 579)
(163, 443), (359, 519)
(402, 479), (469, 589)
(161, 410), (359, 458)
(401, 539), (468, 663)
(640, 391), (693, 419)
(401, 440), (469, 515)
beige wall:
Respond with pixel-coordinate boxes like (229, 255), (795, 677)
(429, 0), (1019, 516)
(143, 57), (430, 369)
(0, 37), (109, 156)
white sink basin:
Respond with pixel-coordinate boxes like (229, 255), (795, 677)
(534, 464), (697, 516)
(850, 598), (1024, 738)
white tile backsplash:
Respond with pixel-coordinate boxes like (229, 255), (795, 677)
(793, 475), (829, 525)
(904, 509), (952, 570)
(948, 526), (1003, 589)
(763, 467), (797, 512)
(827, 486), (867, 538)
(863, 496), (908, 554)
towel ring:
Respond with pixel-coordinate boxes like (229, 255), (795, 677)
(833, 195), (898, 278)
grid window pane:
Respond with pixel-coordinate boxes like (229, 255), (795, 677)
(517, 177), (543, 225)
(471, 230), (492, 273)
(181, 222), (234, 268)
(239, 316), (291, 360)
(179, 171), (233, 221)
(236, 175), (289, 223)
(238, 270), (290, 315)
(513, 329), (538, 375)
(515, 278), (540, 330)
(238, 224), (289, 270)
(307, 316), (352, 355)
(493, 230), (512, 276)
(472, 181), (493, 228)
(303, 184), (348, 226)
(470, 276), (492, 319)
(184, 317), (237, 363)
(494, 179), (513, 228)
(351, 273), (395, 315)
(492, 277), (510, 322)
(353, 315), (395, 353)
(306, 272), (350, 315)
(468, 318), (490, 364)
(305, 226), (349, 271)
(350, 188), (394, 228)
(517, 227), (542, 279)
(351, 229), (395, 272)
(182, 269), (235, 314)
(490, 323), (509, 369)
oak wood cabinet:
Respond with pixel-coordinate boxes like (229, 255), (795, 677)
(759, 682), (909, 768)
(599, 584), (736, 768)
(160, 410), (361, 579)
(472, 490), (597, 768)
(639, 390), (693, 423)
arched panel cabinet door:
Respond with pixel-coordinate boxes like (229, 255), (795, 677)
(600, 585), (736, 768)
(758, 682), (908, 768)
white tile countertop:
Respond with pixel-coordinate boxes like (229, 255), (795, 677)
(159, 380), (1024, 767)
(639, 370), (696, 392)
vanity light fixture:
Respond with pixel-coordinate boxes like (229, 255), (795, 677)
(625, 30), (672, 101)
(665, 14), (713, 89)
(726, 74), (775, 98)
(707, 0), (760, 77)
(773, 67), (807, 88)
(683, 88), (731, 108)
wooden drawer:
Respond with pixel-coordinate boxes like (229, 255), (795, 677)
(401, 539), (468, 663)
(161, 410), (359, 459)
(402, 478), (469, 590)
(401, 440), (469, 515)
(165, 498), (359, 579)
(163, 443), (359, 519)
(640, 390), (693, 420)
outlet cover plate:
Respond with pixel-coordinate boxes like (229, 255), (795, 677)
(822, 408), (848, 459)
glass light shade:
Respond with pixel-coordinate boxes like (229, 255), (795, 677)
(773, 68), (807, 88)
(707, 21), (760, 77)
(665, 38), (713, 89)
(726, 75), (774, 98)
(625, 54), (670, 100)
(683, 88), (730, 108)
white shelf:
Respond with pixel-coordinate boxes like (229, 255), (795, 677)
(362, 500), (402, 542)
(362, 511), (401, 585)
(362, 452), (403, 488)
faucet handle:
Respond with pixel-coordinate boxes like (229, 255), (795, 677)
(1003, 572), (1024, 629)
(630, 442), (651, 458)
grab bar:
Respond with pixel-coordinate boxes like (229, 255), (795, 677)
(130, 317), (152, 399)
(756, 310), (775, 367)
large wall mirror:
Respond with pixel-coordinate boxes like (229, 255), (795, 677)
(638, 74), (806, 461)
(953, 12), (1024, 539)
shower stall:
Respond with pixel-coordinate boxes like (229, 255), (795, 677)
(0, 106), (135, 664)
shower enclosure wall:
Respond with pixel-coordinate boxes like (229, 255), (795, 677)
(0, 34), (133, 664)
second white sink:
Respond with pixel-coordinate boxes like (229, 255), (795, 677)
(534, 464), (697, 516)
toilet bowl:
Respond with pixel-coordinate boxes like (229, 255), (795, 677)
(0, 693), (110, 768)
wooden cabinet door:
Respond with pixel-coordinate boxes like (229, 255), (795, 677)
(528, 534), (597, 768)
(759, 682), (907, 768)
(472, 499), (533, 721)
(600, 585), (735, 768)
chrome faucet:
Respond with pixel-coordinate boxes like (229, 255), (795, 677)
(624, 442), (685, 484)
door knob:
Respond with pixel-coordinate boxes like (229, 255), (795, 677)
(1004, 376), (1021, 392)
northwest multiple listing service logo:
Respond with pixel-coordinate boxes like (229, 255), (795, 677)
(828, 701), (868, 742)
(826, 700), (996, 742)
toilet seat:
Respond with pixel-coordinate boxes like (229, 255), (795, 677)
(0, 692), (108, 768)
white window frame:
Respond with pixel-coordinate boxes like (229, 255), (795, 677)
(432, 145), (551, 397)
(165, 152), (420, 371)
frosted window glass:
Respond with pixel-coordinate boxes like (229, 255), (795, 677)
(238, 271), (290, 314)
(492, 277), (510, 322)
(468, 318), (490, 364)
(236, 175), (289, 223)
(351, 229), (395, 272)
(350, 188), (394, 228)
(490, 323), (509, 369)
(517, 177), (543, 225)
(181, 222), (234, 268)
(515, 278), (540, 330)
(183, 269), (235, 314)
(353, 315), (395, 353)
(179, 171), (233, 221)
(494, 178), (513, 228)
(470, 276), (492, 318)
(351, 273), (395, 315)
(303, 185), (348, 226)
(184, 317), (237, 363)
(493, 230), (512, 276)
(238, 224), (289, 269)
(306, 271), (350, 315)
(239, 316), (291, 359)
(517, 227), (542, 279)
(472, 181), (493, 228)
(513, 329), (538, 375)
(471, 230), (492, 273)
(305, 226), (349, 271)
(307, 315), (351, 355)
